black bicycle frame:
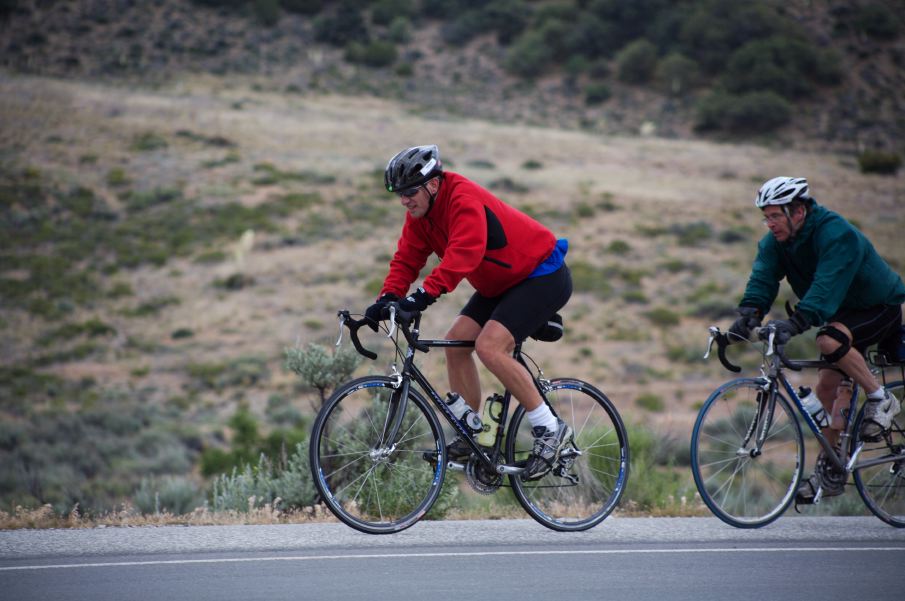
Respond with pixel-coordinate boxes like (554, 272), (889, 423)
(774, 362), (861, 473)
(379, 335), (546, 472)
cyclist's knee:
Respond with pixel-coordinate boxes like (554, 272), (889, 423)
(474, 326), (514, 366)
(816, 323), (851, 363)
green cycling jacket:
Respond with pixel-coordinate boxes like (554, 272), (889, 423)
(740, 203), (905, 326)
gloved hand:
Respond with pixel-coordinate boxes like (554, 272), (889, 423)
(397, 287), (436, 313)
(364, 293), (399, 331)
(728, 306), (762, 342)
(766, 311), (809, 345)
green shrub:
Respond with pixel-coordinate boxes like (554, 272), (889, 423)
(130, 132), (168, 152)
(371, 0), (417, 25)
(314, 4), (367, 46)
(636, 393), (665, 412)
(584, 82), (612, 105)
(851, 4), (900, 40)
(521, 159), (543, 170)
(387, 16), (412, 43)
(644, 307), (680, 327)
(345, 40), (398, 67)
(209, 444), (317, 511)
(186, 356), (270, 392)
(857, 150), (902, 175)
(133, 476), (204, 515)
(722, 37), (840, 98)
(280, 0), (324, 15)
(677, 2), (787, 73)
(696, 90), (792, 133)
(566, 261), (613, 298)
(106, 167), (130, 187)
(616, 39), (658, 84)
(654, 52), (700, 96)
(253, 0), (281, 26)
(122, 187), (182, 213)
(607, 239), (632, 255)
(673, 221), (713, 246)
(285, 343), (362, 410)
(622, 423), (694, 512)
(504, 30), (552, 77)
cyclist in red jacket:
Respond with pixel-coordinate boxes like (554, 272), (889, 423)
(365, 145), (572, 481)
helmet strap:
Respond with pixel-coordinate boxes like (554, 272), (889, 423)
(783, 204), (807, 238)
(425, 176), (441, 216)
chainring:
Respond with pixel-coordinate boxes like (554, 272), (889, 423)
(465, 457), (503, 495)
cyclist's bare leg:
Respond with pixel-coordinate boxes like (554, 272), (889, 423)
(445, 315), (483, 410)
(815, 368), (843, 447)
(474, 320), (544, 411)
(817, 321), (884, 447)
(816, 322), (881, 393)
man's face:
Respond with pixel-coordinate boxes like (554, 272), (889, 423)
(762, 205), (801, 242)
(398, 179), (436, 218)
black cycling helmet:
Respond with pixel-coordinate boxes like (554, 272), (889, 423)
(384, 145), (442, 194)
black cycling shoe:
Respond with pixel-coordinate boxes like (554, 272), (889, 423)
(795, 449), (845, 505)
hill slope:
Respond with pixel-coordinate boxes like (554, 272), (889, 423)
(1, 0), (904, 153)
(1, 71), (903, 513)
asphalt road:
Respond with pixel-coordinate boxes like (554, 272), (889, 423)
(2, 517), (904, 601)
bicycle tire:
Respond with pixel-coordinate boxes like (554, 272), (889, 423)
(852, 380), (905, 528)
(507, 378), (629, 532)
(690, 378), (804, 528)
(309, 376), (446, 534)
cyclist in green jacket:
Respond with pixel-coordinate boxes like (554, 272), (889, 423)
(728, 176), (905, 504)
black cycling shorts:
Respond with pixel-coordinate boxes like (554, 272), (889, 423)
(460, 265), (572, 343)
(827, 304), (903, 352)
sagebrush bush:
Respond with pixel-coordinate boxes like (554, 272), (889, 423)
(654, 52), (700, 96)
(616, 39), (658, 84)
(134, 476), (204, 515)
(696, 90), (792, 133)
(857, 150), (902, 175)
(584, 82), (612, 105)
(345, 40), (398, 67)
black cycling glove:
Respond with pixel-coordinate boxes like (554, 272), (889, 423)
(364, 293), (399, 331)
(397, 288), (436, 313)
(766, 311), (809, 345)
(728, 306), (762, 342)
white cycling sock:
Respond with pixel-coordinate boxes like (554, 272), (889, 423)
(867, 387), (886, 401)
(527, 404), (558, 432)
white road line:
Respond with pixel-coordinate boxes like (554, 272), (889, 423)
(1, 546), (902, 572)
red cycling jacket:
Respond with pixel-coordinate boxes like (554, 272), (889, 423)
(380, 172), (556, 299)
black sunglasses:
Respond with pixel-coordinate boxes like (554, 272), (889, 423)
(397, 186), (421, 198)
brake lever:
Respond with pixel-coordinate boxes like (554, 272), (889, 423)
(704, 326), (719, 359)
(387, 305), (398, 339)
(336, 311), (347, 347)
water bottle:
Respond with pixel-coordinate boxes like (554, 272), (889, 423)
(798, 386), (829, 428)
(446, 392), (482, 433)
(477, 394), (503, 447)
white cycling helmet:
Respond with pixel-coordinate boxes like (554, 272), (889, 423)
(755, 177), (810, 208)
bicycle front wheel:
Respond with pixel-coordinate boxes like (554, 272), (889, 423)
(691, 378), (803, 528)
(309, 376), (445, 534)
(852, 380), (905, 527)
(508, 378), (629, 532)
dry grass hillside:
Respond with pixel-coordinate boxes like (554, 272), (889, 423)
(1, 72), (904, 518)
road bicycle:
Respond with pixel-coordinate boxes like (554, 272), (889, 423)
(308, 304), (629, 534)
(691, 324), (905, 528)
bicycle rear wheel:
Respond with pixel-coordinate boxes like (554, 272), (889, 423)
(508, 378), (628, 532)
(309, 376), (445, 534)
(690, 378), (803, 528)
(852, 381), (905, 527)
